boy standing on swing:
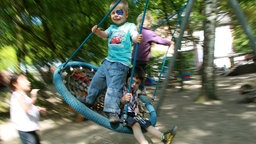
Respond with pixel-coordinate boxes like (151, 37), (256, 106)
(82, 0), (143, 123)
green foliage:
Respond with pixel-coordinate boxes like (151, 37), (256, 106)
(26, 71), (46, 89)
(146, 56), (163, 77)
(0, 46), (18, 71)
(174, 51), (195, 74)
(0, 90), (10, 113)
(226, 0), (256, 53)
(0, 0), (111, 65)
(233, 30), (251, 53)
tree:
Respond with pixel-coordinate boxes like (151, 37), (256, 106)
(195, 0), (219, 102)
(0, 0), (111, 66)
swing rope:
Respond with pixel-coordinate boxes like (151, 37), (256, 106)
(152, 3), (188, 31)
(123, 0), (150, 126)
(151, 2), (187, 101)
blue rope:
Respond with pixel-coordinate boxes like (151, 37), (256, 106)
(152, 7), (185, 101)
(123, 0), (149, 125)
(148, 1), (188, 101)
(62, 0), (122, 69)
(152, 3), (187, 31)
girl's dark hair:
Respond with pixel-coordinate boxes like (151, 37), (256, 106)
(9, 73), (26, 91)
(127, 66), (145, 81)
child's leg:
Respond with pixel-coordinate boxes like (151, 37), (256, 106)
(132, 122), (149, 144)
(18, 131), (40, 144)
(145, 125), (162, 139)
(103, 61), (129, 114)
(146, 125), (178, 143)
(86, 64), (107, 104)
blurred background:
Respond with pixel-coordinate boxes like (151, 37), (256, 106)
(0, 0), (256, 121)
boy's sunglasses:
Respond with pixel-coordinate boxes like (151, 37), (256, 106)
(113, 9), (124, 16)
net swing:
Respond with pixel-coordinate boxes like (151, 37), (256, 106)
(53, 0), (155, 134)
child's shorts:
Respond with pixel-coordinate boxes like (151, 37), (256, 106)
(126, 113), (151, 129)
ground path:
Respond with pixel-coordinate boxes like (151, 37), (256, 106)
(1, 74), (256, 144)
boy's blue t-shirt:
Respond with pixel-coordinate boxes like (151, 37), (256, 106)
(105, 22), (138, 67)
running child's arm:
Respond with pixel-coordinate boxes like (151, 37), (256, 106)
(17, 89), (38, 113)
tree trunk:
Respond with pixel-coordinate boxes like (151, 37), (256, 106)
(195, 0), (219, 102)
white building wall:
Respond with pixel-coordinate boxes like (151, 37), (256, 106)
(193, 25), (234, 68)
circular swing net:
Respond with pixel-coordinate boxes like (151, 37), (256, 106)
(53, 0), (156, 134)
(54, 61), (156, 134)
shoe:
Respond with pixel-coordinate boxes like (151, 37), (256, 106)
(108, 113), (120, 124)
(161, 125), (178, 144)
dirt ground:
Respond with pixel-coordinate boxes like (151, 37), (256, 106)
(1, 73), (256, 144)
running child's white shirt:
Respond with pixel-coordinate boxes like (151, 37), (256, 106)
(10, 91), (40, 132)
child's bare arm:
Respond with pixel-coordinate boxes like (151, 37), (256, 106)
(135, 107), (140, 114)
(91, 25), (109, 38)
(17, 89), (39, 113)
(132, 34), (143, 43)
(121, 93), (132, 105)
(170, 41), (174, 46)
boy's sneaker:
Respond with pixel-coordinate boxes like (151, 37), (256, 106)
(161, 125), (178, 144)
(108, 113), (120, 123)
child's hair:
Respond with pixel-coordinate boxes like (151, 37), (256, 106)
(136, 13), (152, 29)
(9, 73), (26, 91)
(127, 66), (145, 82)
(110, 0), (128, 12)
